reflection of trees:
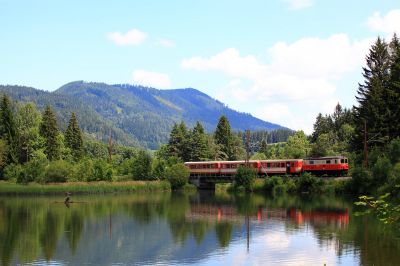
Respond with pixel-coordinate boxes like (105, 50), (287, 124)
(1, 192), (399, 266)
(40, 210), (63, 261)
(215, 222), (233, 248)
(65, 210), (84, 254)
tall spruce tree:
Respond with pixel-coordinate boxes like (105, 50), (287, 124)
(0, 94), (18, 163)
(388, 34), (400, 139)
(353, 37), (391, 151)
(167, 121), (188, 160)
(188, 121), (209, 161)
(40, 105), (61, 160)
(214, 115), (234, 160)
(65, 112), (83, 160)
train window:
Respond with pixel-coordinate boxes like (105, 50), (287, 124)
(345, 159), (348, 163)
(326, 160), (331, 164)
(267, 163), (270, 168)
(309, 161), (314, 164)
(335, 160), (338, 164)
(341, 159), (344, 163)
(211, 165), (214, 169)
(227, 165), (231, 169)
(281, 163), (284, 167)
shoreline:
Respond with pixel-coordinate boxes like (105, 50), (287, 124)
(0, 180), (171, 195)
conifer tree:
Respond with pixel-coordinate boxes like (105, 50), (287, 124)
(40, 105), (61, 160)
(260, 139), (268, 155)
(188, 121), (208, 161)
(214, 115), (234, 160)
(65, 112), (83, 160)
(354, 37), (391, 151)
(388, 34), (400, 139)
(167, 121), (188, 160)
(0, 94), (18, 163)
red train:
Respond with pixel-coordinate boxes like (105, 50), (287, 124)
(184, 156), (349, 177)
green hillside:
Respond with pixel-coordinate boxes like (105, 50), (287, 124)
(1, 81), (287, 148)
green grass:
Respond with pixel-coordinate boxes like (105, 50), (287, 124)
(0, 180), (171, 195)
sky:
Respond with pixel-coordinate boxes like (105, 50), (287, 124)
(1, 0), (400, 133)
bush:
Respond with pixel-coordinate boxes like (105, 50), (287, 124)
(89, 159), (113, 181)
(165, 163), (189, 189)
(371, 156), (392, 185)
(45, 160), (71, 183)
(131, 150), (153, 180)
(69, 158), (94, 182)
(264, 176), (283, 192)
(235, 166), (257, 192)
(3, 164), (23, 182)
(295, 172), (324, 193)
(350, 166), (373, 194)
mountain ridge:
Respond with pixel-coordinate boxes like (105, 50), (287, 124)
(0, 81), (287, 148)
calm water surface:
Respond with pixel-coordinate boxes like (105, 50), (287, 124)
(0, 192), (399, 266)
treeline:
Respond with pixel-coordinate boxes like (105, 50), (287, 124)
(161, 116), (245, 162)
(0, 95), (190, 187)
(307, 34), (400, 197)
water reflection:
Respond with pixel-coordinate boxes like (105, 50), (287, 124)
(0, 192), (399, 265)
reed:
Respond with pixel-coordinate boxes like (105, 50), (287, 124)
(0, 180), (171, 195)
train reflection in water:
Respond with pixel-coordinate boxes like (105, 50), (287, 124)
(186, 204), (349, 227)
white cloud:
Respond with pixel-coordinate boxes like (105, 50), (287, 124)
(282, 0), (313, 10)
(367, 9), (400, 35)
(132, 70), (171, 89)
(107, 29), (147, 46)
(181, 34), (372, 132)
(158, 39), (176, 48)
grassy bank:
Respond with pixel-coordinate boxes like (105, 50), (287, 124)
(0, 180), (171, 195)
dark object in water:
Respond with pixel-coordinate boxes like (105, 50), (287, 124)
(64, 192), (71, 204)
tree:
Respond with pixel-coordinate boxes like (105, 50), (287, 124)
(188, 121), (209, 161)
(311, 113), (333, 143)
(260, 139), (268, 155)
(65, 112), (83, 161)
(388, 34), (400, 140)
(165, 163), (190, 189)
(353, 37), (391, 151)
(214, 116), (234, 160)
(131, 149), (152, 180)
(285, 131), (310, 158)
(0, 94), (18, 163)
(40, 105), (61, 160)
(16, 103), (42, 163)
(168, 122), (188, 160)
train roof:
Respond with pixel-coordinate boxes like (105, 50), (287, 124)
(303, 156), (347, 160)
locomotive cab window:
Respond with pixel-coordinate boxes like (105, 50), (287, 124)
(326, 160), (331, 164)
(341, 159), (344, 163)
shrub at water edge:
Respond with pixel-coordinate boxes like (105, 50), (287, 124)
(165, 163), (189, 189)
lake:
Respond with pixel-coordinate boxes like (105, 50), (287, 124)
(0, 192), (399, 266)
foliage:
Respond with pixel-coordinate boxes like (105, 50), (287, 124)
(295, 173), (324, 193)
(165, 163), (189, 189)
(40, 105), (61, 160)
(214, 115), (234, 160)
(15, 102), (42, 163)
(65, 112), (83, 161)
(44, 160), (72, 183)
(131, 150), (153, 180)
(285, 131), (310, 158)
(355, 193), (400, 226)
(91, 159), (113, 181)
(0, 139), (7, 178)
(235, 166), (257, 192)
(0, 94), (18, 163)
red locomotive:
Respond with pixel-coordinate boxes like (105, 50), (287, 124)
(184, 156), (348, 178)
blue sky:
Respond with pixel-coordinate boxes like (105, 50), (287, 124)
(1, 0), (400, 133)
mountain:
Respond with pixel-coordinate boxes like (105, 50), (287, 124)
(0, 81), (287, 148)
